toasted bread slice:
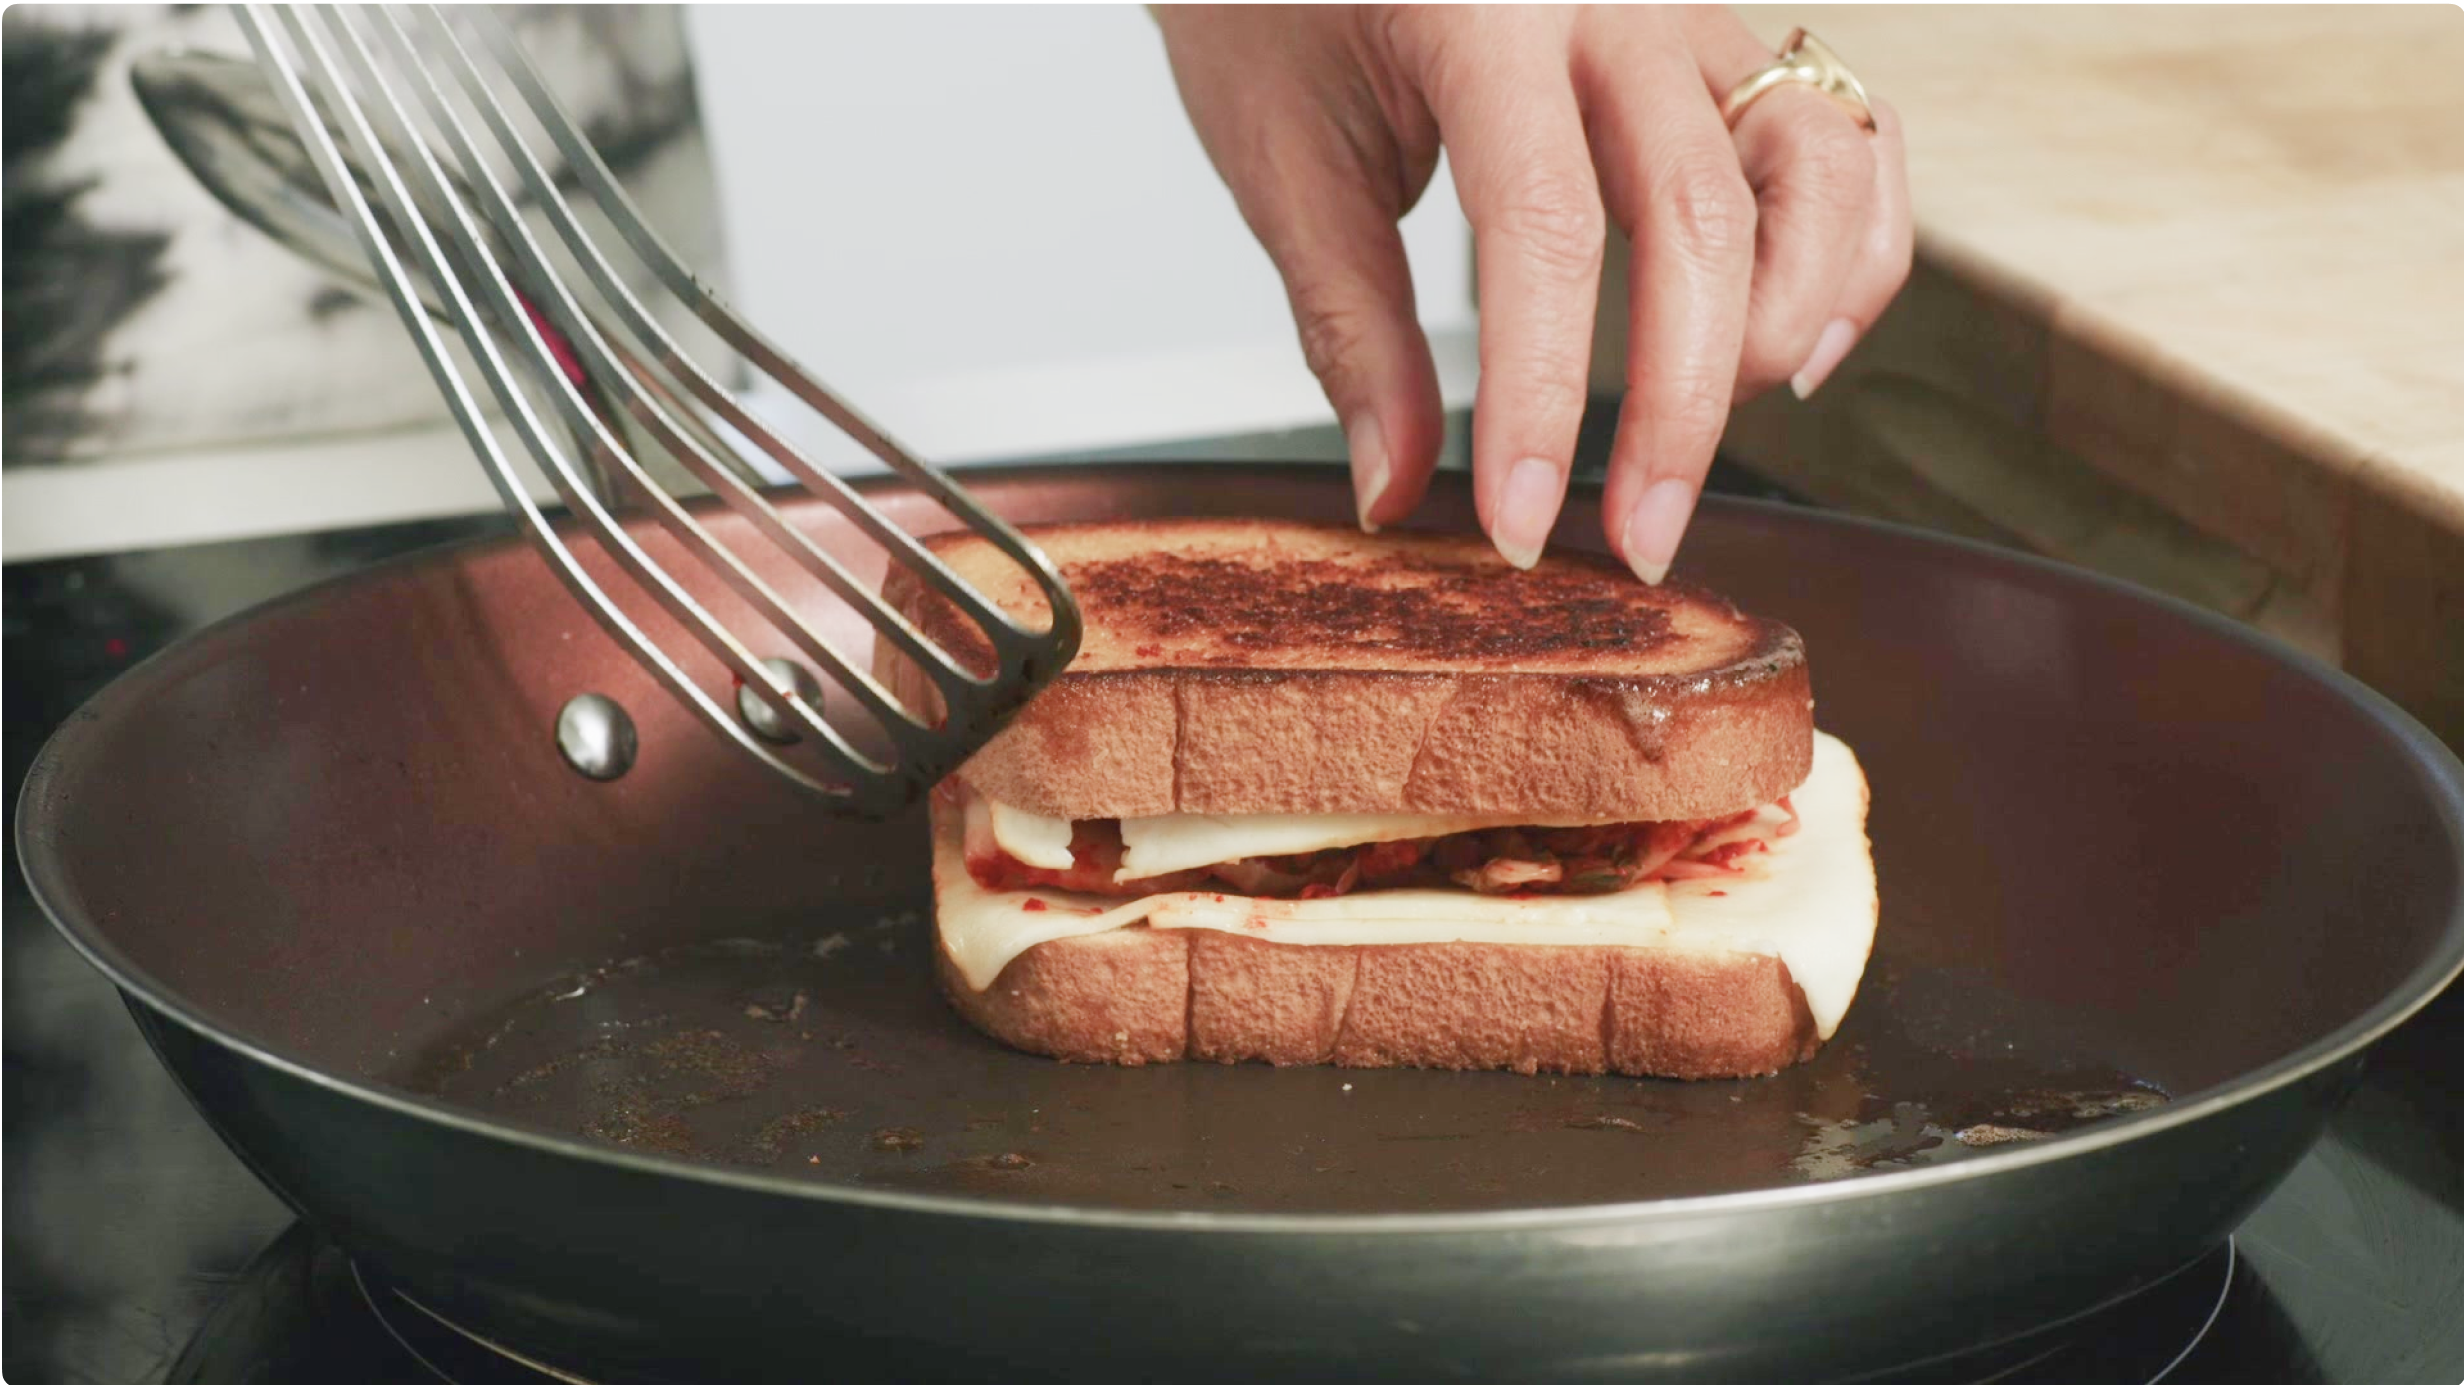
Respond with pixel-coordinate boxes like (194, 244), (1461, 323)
(933, 928), (1823, 1080)
(882, 520), (1812, 821)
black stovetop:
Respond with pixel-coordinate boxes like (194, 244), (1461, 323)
(8, 438), (2463, 1384)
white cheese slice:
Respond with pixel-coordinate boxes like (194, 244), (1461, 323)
(1114, 808), (1571, 883)
(933, 732), (1876, 1037)
(980, 789), (1678, 886)
(1146, 886), (1674, 945)
(984, 798), (1076, 870)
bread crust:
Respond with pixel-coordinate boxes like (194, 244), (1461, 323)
(884, 520), (1814, 820)
(933, 927), (1823, 1081)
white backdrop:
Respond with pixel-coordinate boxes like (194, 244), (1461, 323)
(685, 4), (1476, 471)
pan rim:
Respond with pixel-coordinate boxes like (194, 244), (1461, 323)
(18, 461), (2464, 1236)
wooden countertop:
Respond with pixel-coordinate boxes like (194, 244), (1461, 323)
(1697, 5), (2464, 745)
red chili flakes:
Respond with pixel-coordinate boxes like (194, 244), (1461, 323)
(1020, 898), (1049, 912)
(1707, 890), (1728, 897)
(1134, 643), (1165, 658)
(1698, 839), (1769, 870)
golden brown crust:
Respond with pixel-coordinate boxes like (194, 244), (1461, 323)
(883, 520), (1814, 820)
(933, 926), (1824, 1081)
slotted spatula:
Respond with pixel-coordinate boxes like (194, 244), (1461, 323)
(234, 2), (1080, 816)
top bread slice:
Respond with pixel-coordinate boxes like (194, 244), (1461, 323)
(880, 519), (1812, 822)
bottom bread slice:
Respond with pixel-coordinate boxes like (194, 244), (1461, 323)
(934, 925), (1822, 1080)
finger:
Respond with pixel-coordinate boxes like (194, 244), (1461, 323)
(1407, 14), (1602, 568)
(1684, 15), (1878, 399)
(1575, 12), (1759, 584)
(1154, 13), (1446, 531)
(1272, 205), (1449, 532)
(1791, 96), (1914, 398)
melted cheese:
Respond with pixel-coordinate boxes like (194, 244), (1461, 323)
(984, 798), (1076, 870)
(981, 796), (1597, 884)
(1115, 808), (1578, 882)
(992, 786), (1803, 887)
(935, 732), (1877, 1037)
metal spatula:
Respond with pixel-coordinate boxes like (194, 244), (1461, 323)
(230, 3), (1080, 816)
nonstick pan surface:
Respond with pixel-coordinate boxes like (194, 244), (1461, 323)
(19, 463), (2464, 1383)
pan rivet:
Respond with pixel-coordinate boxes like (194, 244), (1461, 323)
(737, 657), (825, 744)
(556, 693), (637, 781)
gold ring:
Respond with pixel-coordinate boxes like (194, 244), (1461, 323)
(1720, 28), (1877, 133)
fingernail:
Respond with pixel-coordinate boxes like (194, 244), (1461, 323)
(1347, 413), (1388, 533)
(1619, 477), (1697, 585)
(1791, 317), (1860, 400)
(1490, 457), (1563, 570)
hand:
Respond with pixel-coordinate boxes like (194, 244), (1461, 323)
(1155, 6), (1912, 579)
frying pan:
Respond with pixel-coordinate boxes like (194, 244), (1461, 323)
(18, 464), (2464, 1383)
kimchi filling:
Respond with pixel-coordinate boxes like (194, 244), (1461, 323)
(961, 798), (1801, 900)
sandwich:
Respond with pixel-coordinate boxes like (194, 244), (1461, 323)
(880, 519), (1876, 1080)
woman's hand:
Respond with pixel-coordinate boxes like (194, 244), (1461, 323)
(1155, 6), (1911, 579)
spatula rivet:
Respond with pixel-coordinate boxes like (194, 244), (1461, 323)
(737, 657), (825, 744)
(556, 693), (637, 781)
